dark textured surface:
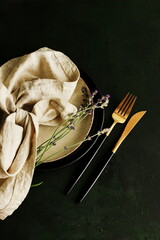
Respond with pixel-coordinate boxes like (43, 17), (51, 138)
(0, 1), (160, 239)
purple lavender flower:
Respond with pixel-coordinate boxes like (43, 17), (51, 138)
(92, 89), (98, 96)
(85, 109), (93, 115)
(81, 87), (87, 93)
(51, 140), (56, 146)
(87, 136), (92, 141)
(105, 94), (110, 98)
(97, 98), (102, 103)
(67, 122), (75, 130)
(93, 102), (99, 107)
(97, 131), (103, 136)
(81, 86), (89, 99)
(97, 128), (109, 136)
(101, 128), (109, 134)
(88, 90), (99, 104)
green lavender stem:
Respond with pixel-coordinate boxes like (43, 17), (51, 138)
(35, 89), (110, 167)
(35, 130), (104, 167)
(36, 114), (90, 166)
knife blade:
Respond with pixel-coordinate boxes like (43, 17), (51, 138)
(112, 110), (146, 153)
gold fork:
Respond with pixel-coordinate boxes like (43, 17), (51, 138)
(106, 93), (137, 136)
(66, 93), (137, 195)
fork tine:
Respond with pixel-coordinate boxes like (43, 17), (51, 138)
(118, 93), (133, 114)
(115, 92), (130, 113)
(123, 95), (137, 117)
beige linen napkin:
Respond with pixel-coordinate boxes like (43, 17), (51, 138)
(0, 47), (80, 219)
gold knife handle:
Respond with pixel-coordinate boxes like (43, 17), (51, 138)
(112, 136), (125, 153)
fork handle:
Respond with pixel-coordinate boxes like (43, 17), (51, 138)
(66, 134), (108, 195)
(78, 152), (114, 202)
(106, 121), (117, 136)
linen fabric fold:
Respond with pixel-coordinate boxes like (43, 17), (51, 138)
(0, 47), (80, 219)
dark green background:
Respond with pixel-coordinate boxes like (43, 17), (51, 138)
(0, 0), (160, 239)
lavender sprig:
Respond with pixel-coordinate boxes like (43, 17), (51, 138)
(36, 88), (110, 167)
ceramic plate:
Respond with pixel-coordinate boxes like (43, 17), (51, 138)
(37, 69), (105, 169)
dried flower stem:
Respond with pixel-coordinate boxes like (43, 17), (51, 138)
(35, 88), (110, 167)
